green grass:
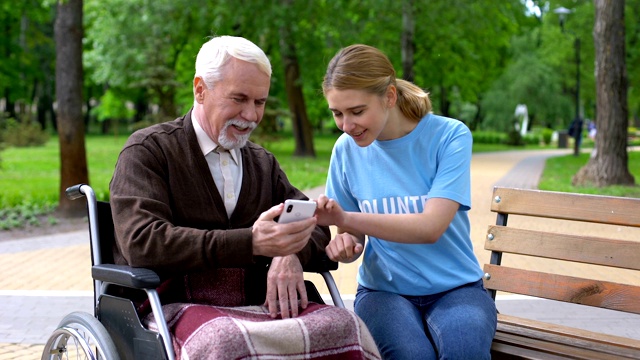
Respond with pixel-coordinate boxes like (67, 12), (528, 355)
(257, 133), (338, 191)
(0, 135), (127, 208)
(539, 151), (640, 198)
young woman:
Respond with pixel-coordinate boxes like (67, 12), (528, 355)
(315, 44), (497, 359)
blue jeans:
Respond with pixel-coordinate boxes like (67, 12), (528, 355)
(354, 280), (497, 360)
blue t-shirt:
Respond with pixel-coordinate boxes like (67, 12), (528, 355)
(325, 113), (483, 295)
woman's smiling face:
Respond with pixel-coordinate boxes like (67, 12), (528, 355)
(326, 88), (392, 147)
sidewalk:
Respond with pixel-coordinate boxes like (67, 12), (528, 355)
(2, 148), (640, 359)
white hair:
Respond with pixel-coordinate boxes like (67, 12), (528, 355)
(194, 36), (272, 89)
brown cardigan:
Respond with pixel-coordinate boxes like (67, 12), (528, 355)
(109, 109), (331, 305)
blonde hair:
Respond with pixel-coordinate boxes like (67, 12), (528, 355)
(322, 44), (431, 121)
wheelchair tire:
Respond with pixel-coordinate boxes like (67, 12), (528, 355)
(41, 311), (120, 360)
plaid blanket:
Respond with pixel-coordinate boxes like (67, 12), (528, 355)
(144, 302), (381, 359)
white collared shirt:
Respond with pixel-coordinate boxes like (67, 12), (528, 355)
(192, 115), (242, 218)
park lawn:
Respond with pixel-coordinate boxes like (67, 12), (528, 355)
(0, 135), (127, 208)
(539, 150), (640, 198)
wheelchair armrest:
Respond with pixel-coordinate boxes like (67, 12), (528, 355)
(92, 263), (162, 289)
(302, 254), (339, 273)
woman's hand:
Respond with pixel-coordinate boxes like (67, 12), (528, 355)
(326, 232), (364, 263)
(314, 194), (347, 227)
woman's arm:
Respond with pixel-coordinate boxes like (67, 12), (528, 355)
(317, 195), (459, 244)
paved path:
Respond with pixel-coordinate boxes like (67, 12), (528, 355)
(2, 148), (640, 359)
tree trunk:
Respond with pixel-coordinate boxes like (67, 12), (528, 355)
(573, 0), (633, 187)
(4, 88), (16, 119)
(55, 0), (89, 217)
(157, 86), (177, 121)
(279, 0), (315, 158)
(439, 84), (450, 117)
(401, 0), (415, 82)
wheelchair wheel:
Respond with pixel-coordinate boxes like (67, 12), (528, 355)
(41, 311), (120, 360)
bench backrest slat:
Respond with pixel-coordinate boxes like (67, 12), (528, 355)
(483, 264), (640, 314)
(490, 187), (640, 227)
(485, 225), (640, 270)
(484, 187), (640, 315)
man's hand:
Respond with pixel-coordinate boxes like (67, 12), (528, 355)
(326, 232), (364, 263)
(265, 254), (307, 318)
(252, 203), (317, 257)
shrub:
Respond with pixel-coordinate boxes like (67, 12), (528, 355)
(472, 131), (506, 144)
(0, 118), (50, 147)
(522, 133), (541, 145)
(541, 128), (554, 145)
(0, 200), (56, 230)
(505, 129), (524, 146)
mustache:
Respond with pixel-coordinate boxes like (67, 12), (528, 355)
(226, 118), (257, 131)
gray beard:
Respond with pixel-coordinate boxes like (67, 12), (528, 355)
(218, 119), (256, 149)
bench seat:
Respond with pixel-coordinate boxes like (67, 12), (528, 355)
(493, 314), (640, 359)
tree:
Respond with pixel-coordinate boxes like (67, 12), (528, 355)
(278, 0), (315, 157)
(412, 0), (530, 118)
(401, 0), (415, 82)
(0, 0), (56, 126)
(55, 0), (88, 217)
(84, 0), (212, 121)
(573, 0), (634, 187)
(626, 1), (640, 126)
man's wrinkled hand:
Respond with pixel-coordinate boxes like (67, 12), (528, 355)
(265, 254), (307, 319)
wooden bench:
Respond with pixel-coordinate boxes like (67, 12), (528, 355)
(482, 187), (640, 359)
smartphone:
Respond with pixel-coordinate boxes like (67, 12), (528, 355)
(278, 199), (317, 224)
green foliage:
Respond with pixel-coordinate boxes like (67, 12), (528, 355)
(91, 89), (134, 122)
(522, 133), (542, 145)
(3, 0), (639, 143)
(505, 129), (524, 146)
(0, 118), (50, 147)
(473, 129), (540, 146)
(0, 201), (55, 230)
(480, 34), (573, 131)
(472, 131), (507, 145)
(541, 128), (554, 145)
(0, 1), (55, 109)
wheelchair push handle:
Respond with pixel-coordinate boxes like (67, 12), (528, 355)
(66, 184), (88, 200)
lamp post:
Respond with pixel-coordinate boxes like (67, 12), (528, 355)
(554, 6), (582, 156)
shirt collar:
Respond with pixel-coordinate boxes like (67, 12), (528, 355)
(191, 114), (240, 165)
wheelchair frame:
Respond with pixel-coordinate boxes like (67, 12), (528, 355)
(41, 184), (345, 360)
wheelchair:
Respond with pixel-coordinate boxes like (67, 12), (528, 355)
(41, 184), (345, 360)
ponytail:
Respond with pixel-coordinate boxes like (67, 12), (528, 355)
(396, 79), (432, 121)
